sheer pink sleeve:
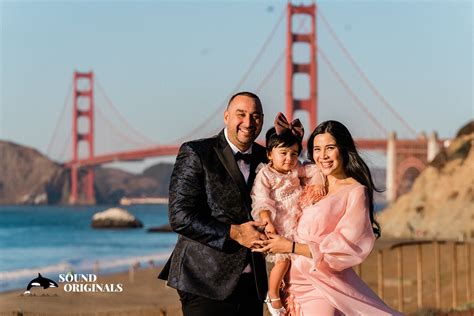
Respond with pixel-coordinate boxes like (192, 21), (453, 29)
(251, 168), (277, 221)
(304, 186), (376, 271)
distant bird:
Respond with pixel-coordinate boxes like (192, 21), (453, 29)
(200, 48), (209, 56)
(267, 5), (274, 13)
(24, 273), (58, 295)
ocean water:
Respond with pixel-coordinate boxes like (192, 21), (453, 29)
(0, 202), (387, 293)
(0, 205), (177, 292)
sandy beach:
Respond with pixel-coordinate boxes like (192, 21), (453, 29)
(0, 267), (181, 316)
(1, 240), (472, 315)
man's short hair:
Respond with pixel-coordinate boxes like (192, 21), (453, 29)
(227, 91), (262, 110)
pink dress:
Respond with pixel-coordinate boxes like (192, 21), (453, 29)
(284, 183), (403, 316)
(251, 163), (324, 263)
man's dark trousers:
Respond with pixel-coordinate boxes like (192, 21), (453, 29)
(178, 273), (262, 316)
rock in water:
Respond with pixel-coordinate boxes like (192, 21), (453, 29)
(91, 207), (143, 229)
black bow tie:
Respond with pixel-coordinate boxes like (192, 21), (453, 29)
(234, 152), (253, 164)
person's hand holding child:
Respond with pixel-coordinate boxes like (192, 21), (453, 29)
(299, 183), (326, 208)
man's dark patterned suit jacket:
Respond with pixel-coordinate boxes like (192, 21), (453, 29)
(158, 130), (268, 301)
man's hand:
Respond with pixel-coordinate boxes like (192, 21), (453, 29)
(230, 221), (267, 249)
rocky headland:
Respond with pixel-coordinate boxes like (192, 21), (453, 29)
(0, 140), (174, 205)
(0, 141), (67, 204)
(378, 121), (474, 240)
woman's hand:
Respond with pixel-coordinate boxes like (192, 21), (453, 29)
(313, 184), (327, 197)
(299, 184), (326, 207)
(264, 221), (277, 236)
(251, 233), (292, 254)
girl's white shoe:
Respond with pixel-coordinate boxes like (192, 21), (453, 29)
(265, 295), (286, 316)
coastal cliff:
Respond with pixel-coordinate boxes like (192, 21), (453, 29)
(378, 121), (474, 240)
(0, 140), (174, 205)
(0, 140), (67, 204)
(94, 164), (173, 204)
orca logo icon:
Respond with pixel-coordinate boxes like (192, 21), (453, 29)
(24, 273), (58, 295)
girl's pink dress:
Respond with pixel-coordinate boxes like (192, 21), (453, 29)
(284, 183), (403, 315)
(251, 163), (324, 263)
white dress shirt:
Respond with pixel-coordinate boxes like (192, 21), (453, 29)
(224, 128), (252, 182)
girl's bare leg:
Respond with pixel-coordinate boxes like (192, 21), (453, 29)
(268, 259), (290, 309)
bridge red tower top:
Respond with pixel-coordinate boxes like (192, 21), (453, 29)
(70, 71), (95, 204)
(72, 71), (95, 161)
(286, 2), (318, 132)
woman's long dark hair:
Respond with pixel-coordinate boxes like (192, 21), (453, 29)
(307, 120), (382, 238)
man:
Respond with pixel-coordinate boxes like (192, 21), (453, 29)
(158, 91), (268, 315)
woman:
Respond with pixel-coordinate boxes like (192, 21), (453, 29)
(252, 121), (402, 315)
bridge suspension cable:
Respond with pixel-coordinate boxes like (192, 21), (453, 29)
(58, 131), (71, 162)
(203, 11), (311, 137)
(95, 101), (153, 150)
(317, 46), (388, 136)
(256, 51), (285, 93)
(317, 8), (417, 137)
(172, 5), (287, 143)
(96, 79), (158, 145)
(187, 9), (314, 139)
(291, 14), (387, 137)
(256, 10), (313, 94)
(203, 49), (287, 138)
(47, 79), (72, 158)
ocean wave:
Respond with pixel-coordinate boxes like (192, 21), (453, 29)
(95, 252), (171, 270)
(0, 262), (72, 280)
(0, 251), (172, 281)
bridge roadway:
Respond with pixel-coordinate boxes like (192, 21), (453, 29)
(64, 138), (432, 168)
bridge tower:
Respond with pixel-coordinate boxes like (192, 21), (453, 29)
(70, 71), (95, 204)
(286, 2), (318, 132)
(386, 132), (441, 202)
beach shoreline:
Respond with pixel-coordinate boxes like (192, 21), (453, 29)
(0, 266), (181, 316)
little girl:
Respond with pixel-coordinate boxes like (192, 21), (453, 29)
(251, 113), (326, 316)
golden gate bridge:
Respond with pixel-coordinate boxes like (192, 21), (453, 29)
(46, 3), (445, 205)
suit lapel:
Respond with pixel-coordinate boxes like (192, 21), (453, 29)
(214, 131), (252, 211)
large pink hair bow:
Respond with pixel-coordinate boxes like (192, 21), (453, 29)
(274, 112), (304, 140)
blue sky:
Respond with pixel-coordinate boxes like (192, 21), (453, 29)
(1, 0), (472, 171)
